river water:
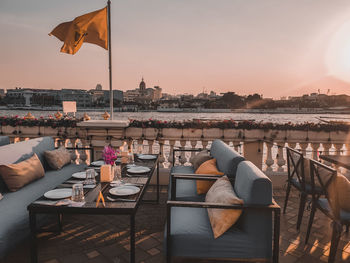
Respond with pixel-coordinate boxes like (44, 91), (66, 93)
(1, 109), (350, 124)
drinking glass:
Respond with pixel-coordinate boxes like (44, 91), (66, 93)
(72, 183), (85, 202)
(113, 165), (123, 185)
(84, 169), (96, 185)
(128, 149), (135, 165)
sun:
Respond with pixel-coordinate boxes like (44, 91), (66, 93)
(326, 20), (350, 82)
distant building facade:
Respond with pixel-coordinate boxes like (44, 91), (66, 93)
(123, 78), (162, 103)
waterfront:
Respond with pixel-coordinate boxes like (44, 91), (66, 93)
(1, 109), (350, 124)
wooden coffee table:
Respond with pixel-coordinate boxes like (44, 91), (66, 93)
(27, 154), (159, 263)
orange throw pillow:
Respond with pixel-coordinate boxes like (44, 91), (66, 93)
(0, 154), (45, 192)
(196, 158), (224, 194)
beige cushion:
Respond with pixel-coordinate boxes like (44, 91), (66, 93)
(196, 159), (224, 194)
(328, 173), (350, 212)
(190, 150), (212, 170)
(0, 154), (45, 192)
(45, 147), (71, 170)
(205, 176), (244, 239)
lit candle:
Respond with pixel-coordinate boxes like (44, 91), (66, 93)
(100, 164), (113, 182)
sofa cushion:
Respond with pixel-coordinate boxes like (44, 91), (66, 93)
(168, 166), (205, 201)
(0, 136), (10, 147)
(328, 173), (350, 212)
(0, 163), (86, 258)
(0, 137), (55, 171)
(165, 206), (272, 259)
(206, 176), (243, 238)
(0, 154), (45, 192)
(189, 150), (212, 171)
(196, 159), (224, 194)
(45, 147), (72, 170)
(210, 139), (245, 179)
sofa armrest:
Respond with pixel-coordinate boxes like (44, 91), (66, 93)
(166, 200), (280, 263)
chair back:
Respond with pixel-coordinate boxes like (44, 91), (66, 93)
(286, 147), (307, 189)
(309, 159), (338, 219)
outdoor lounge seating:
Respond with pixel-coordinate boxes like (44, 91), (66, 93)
(0, 137), (87, 259)
(165, 160), (280, 262)
(168, 139), (245, 201)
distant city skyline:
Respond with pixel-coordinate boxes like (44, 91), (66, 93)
(2, 0), (350, 98)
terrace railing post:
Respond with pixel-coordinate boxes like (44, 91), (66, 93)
(29, 211), (37, 263)
(130, 214), (135, 263)
(166, 202), (172, 263)
(273, 208), (280, 263)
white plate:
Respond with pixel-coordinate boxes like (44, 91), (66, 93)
(137, 154), (157, 160)
(71, 171), (87, 179)
(91, 160), (105, 166)
(109, 186), (140, 196)
(44, 189), (72, 200)
(127, 166), (151, 174)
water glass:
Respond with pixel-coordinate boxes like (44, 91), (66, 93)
(72, 183), (85, 202)
(128, 150), (135, 165)
(113, 165), (123, 185)
(84, 169), (96, 185)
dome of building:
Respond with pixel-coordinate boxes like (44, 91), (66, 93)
(139, 78), (146, 90)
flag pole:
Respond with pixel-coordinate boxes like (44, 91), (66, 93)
(107, 0), (113, 120)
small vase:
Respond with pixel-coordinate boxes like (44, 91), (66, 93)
(100, 164), (113, 182)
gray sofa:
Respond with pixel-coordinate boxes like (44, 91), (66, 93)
(165, 140), (280, 262)
(169, 139), (245, 201)
(0, 136), (10, 147)
(0, 137), (86, 259)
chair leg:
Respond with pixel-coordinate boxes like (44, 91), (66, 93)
(296, 192), (307, 230)
(305, 201), (316, 244)
(328, 222), (342, 263)
(283, 183), (291, 214)
(346, 225), (349, 233)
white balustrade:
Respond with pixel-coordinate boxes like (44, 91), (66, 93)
(4, 125), (350, 179)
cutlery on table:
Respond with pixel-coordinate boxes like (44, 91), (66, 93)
(106, 196), (135, 202)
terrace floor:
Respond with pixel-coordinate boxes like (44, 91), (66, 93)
(3, 186), (350, 263)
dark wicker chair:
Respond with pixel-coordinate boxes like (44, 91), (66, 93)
(305, 159), (349, 263)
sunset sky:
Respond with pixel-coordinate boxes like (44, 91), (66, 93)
(2, 0), (350, 98)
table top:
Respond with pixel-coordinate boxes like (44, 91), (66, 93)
(319, 155), (350, 170)
(27, 154), (159, 214)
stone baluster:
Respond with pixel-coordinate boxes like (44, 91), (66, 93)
(299, 142), (308, 156)
(158, 139), (166, 168)
(202, 140), (209, 150)
(322, 143), (332, 155)
(334, 143), (343, 155)
(148, 140), (154, 154)
(69, 138), (78, 164)
(79, 139), (89, 164)
(265, 142), (274, 173)
(310, 143), (319, 160)
(137, 139), (144, 154)
(168, 140), (176, 167)
(190, 140), (197, 159)
(276, 143), (286, 172)
(179, 140), (187, 165)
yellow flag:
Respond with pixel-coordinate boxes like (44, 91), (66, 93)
(49, 7), (108, 55)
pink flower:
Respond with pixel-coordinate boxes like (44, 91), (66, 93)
(102, 145), (119, 165)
